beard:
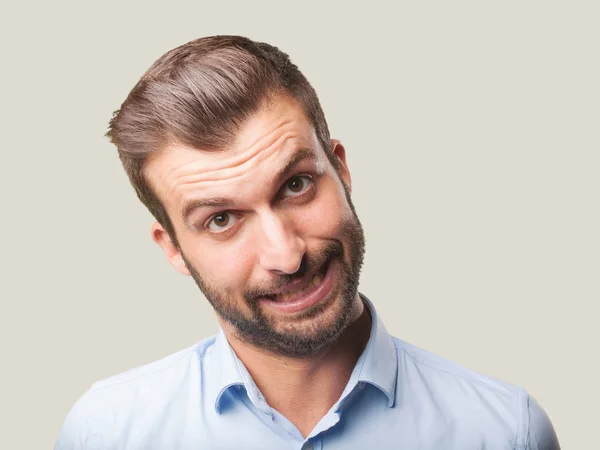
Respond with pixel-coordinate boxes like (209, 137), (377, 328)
(181, 190), (366, 358)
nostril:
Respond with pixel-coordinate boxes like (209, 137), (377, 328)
(292, 254), (309, 277)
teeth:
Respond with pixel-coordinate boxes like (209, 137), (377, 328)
(312, 274), (322, 286)
(281, 293), (290, 302)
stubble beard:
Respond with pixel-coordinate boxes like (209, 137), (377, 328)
(181, 194), (366, 358)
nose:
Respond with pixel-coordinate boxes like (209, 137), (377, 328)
(257, 211), (306, 275)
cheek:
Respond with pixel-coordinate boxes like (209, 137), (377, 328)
(180, 235), (255, 292)
(298, 181), (350, 239)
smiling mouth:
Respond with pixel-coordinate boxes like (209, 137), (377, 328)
(265, 259), (331, 304)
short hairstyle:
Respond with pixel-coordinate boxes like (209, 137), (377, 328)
(106, 35), (334, 246)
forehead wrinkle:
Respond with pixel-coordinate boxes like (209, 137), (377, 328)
(165, 117), (295, 185)
(150, 98), (319, 213)
(174, 129), (299, 190)
(174, 126), (325, 206)
(176, 140), (320, 218)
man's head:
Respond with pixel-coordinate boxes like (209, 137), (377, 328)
(107, 36), (366, 357)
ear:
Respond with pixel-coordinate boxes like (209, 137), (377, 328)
(330, 139), (352, 193)
(151, 222), (191, 276)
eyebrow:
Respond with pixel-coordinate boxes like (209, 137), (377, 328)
(181, 147), (317, 222)
(271, 147), (316, 188)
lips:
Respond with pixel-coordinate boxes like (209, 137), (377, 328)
(260, 259), (335, 314)
(268, 261), (329, 303)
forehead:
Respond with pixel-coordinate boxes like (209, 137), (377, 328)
(145, 95), (324, 212)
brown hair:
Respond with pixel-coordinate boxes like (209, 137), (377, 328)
(106, 35), (334, 246)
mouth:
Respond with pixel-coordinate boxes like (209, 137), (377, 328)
(260, 258), (335, 314)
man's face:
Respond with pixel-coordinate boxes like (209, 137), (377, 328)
(146, 95), (365, 357)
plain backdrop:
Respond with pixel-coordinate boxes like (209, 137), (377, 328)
(1, 1), (598, 448)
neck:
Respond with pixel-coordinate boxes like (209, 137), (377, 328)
(222, 295), (371, 437)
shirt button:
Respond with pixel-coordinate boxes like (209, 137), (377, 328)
(358, 382), (365, 389)
(303, 442), (313, 450)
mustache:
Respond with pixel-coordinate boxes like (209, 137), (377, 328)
(244, 240), (343, 301)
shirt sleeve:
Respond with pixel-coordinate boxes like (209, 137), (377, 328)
(526, 395), (560, 450)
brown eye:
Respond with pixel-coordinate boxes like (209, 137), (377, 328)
(207, 212), (237, 233)
(287, 177), (305, 193)
(282, 175), (312, 198)
(213, 214), (229, 226)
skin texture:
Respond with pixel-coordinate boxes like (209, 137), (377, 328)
(146, 94), (371, 436)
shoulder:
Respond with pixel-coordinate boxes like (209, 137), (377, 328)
(54, 336), (217, 450)
(91, 337), (213, 390)
(526, 395), (560, 450)
(393, 336), (522, 398)
(391, 337), (559, 449)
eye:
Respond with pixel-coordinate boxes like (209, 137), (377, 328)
(207, 212), (237, 233)
(281, 175), (313, 198)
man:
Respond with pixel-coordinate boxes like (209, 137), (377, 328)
(56, 35), (560, 449)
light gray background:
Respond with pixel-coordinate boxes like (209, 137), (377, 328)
(1, 1), (598, 449)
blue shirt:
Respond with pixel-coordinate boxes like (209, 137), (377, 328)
(55, 294), (560, 449)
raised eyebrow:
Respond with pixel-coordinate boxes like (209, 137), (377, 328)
(270, 147), (318, 188)
(182, 197), (234, 222)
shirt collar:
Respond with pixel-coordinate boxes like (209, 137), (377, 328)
(207, 329), (245, 414)
(206, 328), (273, 415)
(209, 292), (398, 413)
(352, 293), (398, 407)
